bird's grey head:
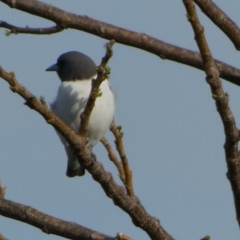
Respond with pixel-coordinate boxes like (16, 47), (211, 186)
(46, 51), (97, 82)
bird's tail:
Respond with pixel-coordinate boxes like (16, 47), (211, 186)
(66, 164), (85, 177)
(65, 146), (85, 177)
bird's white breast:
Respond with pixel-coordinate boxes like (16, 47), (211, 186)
(51, 79), (115, 147)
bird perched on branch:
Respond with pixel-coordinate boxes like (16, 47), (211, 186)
(46, 51), (115, 177)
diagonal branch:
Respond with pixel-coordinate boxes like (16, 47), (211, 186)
(100, 136), (126, 184)
(79, 40), (115, 137)
(0, 195), (128, 240)
(0, 21), (64, 35)
(0, 67), (173, 240)
(110, 120), (134, 197)
(1, 0), (240, 86)
(194, 0), (240, 50)
(183, 0), (240, 228)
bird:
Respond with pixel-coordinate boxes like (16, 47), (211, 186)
(46, 51), (115, 177)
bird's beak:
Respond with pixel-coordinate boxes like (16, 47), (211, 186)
(46, 63), (59, 72)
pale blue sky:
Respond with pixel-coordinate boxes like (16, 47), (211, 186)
(1, 1), (240, 239)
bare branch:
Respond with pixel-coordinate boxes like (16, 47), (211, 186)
(0, 196), (123, 240)
(0, 21), (64, 35)
(194, 0), (240, 50)
(101, 136), (126, 183)
(110, 120), (134, 197)
(1, 0), (240, 86)
(0, 67), (174, 240)
(183, 0), (240, 228)
(79, 40), (115, 138)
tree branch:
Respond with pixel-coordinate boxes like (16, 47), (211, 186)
(1, 0), (240, 87)
(183, 0), (240, 228)
(0, 195), (126, 240)
(0, 67), (173, 240)
(110, 120), (134, 197)
(79, 40), (115, 138)
(194, 0), (240, 50)
(100, 136), (126, 184)
(0, 21), (64, 35)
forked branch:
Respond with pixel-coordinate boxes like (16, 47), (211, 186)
(0, 65), (173, 240)
(183, 0), (240, 228)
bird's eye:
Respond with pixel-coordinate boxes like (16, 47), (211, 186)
(58, 60), (65, 68)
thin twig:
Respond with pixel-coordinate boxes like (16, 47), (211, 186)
(100, 136), (126, 184)
(79, 40), (115, 138)
(1, 0), (240, 86)
(194, 0), (240, 50)
(0, 21), (64, 35)
(0, 66), (173, 240)
(183, 0), (240, 228)
(110, 120), (134, 197)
